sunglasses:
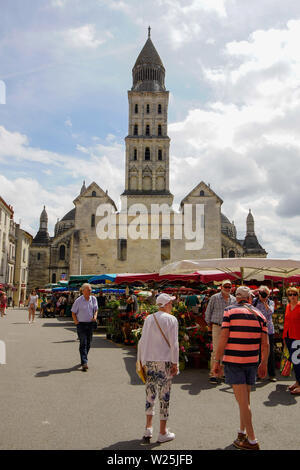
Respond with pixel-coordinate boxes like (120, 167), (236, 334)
(288, 293), (298, 297)
(223, 285), (232, 289)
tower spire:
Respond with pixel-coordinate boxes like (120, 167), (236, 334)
(148, 26), (151, 38)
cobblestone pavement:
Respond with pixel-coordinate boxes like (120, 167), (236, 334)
(0, 308), (298, 450)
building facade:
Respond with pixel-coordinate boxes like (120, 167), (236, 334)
(13, 225), (33, 306)
(0, 197), (16, 300)
(28, 32), (267, 291)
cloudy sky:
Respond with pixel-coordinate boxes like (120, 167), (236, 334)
(1, 0), (300, 258)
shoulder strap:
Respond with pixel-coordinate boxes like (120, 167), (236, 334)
(243, 303), (263, 326)
(153, 314), (171, 348)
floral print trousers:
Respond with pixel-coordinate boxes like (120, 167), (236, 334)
(145, 361), (172, 420)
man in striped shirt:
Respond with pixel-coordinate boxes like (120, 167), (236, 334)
(213, 286), (269, 451)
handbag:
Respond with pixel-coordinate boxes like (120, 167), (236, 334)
(280, 347), (293, 377)
(136, 360), (146, 383)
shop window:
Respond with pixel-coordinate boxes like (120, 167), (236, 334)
(59, 245), (65, 260)
(145, 147), (150, 160)
(118, 239), (127, 261)
(161, 239), (170, 261)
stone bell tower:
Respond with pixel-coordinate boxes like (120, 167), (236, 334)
(122, 27), (173, 209)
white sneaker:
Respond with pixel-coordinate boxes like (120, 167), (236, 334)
(157, 429), (175, 443)
(143, 427), (153, 439)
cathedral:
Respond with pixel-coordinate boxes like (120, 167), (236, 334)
(28, 31), (266, 290)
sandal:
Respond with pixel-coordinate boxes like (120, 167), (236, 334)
(290, 386), (300, 395)
(288, 382), (299, 391)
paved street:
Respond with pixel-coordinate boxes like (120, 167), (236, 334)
(0, 308), (299, 450)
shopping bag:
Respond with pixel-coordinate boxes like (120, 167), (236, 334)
(136, 360), (146, 383)
(280, 347), (293, 377)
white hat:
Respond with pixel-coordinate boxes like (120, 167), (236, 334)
(222, 279), (232, 286)
(156, 293), (176, 307)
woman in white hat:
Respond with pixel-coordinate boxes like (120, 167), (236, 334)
(137, 293), (179, 443)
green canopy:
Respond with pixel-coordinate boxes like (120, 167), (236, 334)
(68, 275), (94, 287)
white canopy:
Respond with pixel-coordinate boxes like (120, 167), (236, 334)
(159, 258), (300, 281)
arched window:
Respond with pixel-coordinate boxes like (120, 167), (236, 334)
(134, 124), (138, 136)
(146, 104), (150, 114)
(118, 239), (127, 261)
(134, 104), (138, 114)
(158, 149), (162, 161)
(37, 252), (41, 261)
(161, 239), (171, 261)
(52, 273), (56, 284)
(158, 104), (162, 114)
(229, 250), (235, 258)
(200, 190), (205, 196)
(59, 245), (65, 261)
(146, 124), (150, 136)
(145, 147), (150, 160)
(91, 214), (95, 227)
(92, 191), (96, 197)
(133, 148), (137, 160)
(158, 124), (162, 136)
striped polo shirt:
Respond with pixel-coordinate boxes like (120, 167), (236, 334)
(221, 301), (268, 366)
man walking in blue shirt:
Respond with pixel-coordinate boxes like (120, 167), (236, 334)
(72, 283), (98, 371)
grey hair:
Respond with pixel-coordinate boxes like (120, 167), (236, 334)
(81, 283), (92, 292)
(259, 285), (270, 295)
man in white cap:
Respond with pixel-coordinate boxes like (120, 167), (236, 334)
(205, 279), (236, 383)
(212, 285), (269, 450)
(137, 293), (179, 443)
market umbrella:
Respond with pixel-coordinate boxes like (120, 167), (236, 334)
(159, 258), (300, 283)
(88, 274), (117, 284)
(195, 270), (241, 283)
(115, 273), (159, 284)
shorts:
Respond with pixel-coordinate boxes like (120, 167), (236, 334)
(224, 363), (257, 386)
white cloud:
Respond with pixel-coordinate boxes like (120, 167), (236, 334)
(0, 126), (124, 234)
(62, 24), (112, 49)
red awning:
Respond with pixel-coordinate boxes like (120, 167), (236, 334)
(115, 273), (159, 284)
(265, 275), (300, 282)
(195, 271), (241, 283)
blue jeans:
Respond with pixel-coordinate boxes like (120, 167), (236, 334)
(77, 322), (94, 365)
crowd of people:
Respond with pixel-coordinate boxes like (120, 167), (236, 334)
(136, 282), (300, 450)
(1, 280), (299, 450)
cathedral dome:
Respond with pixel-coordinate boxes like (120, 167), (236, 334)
(61, 208), (76, 222)
(221, 213), (237, 239)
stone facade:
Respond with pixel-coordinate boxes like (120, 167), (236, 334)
(0, 197), (16, 298)
(28, 32), (267, 290)
(13, 226), (32, 306)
